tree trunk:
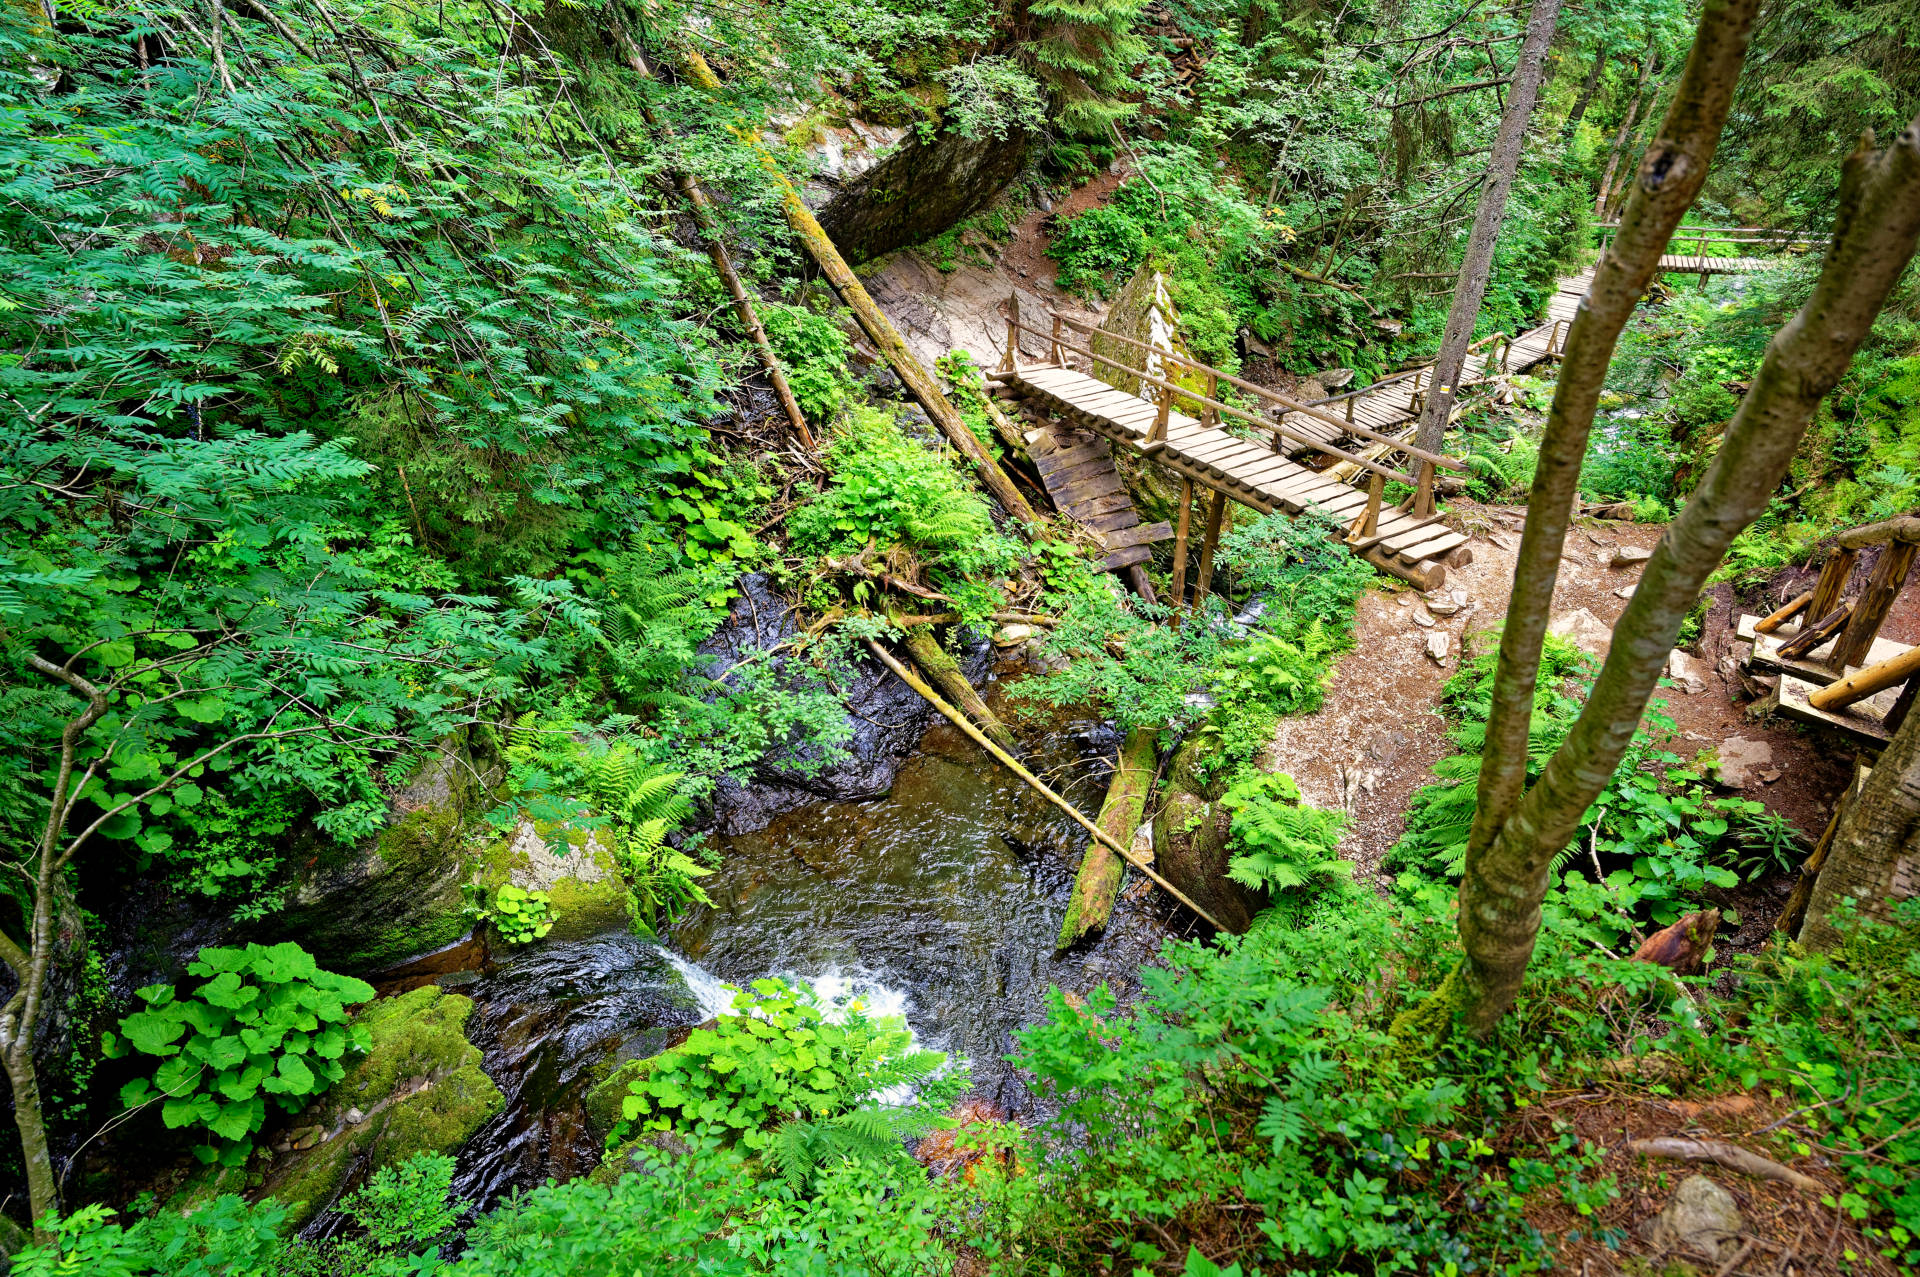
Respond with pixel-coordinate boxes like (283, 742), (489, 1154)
(1445, 106), (1920, 1035)
(4, 1040), (56, 1238)
(1563, 49), (1607, 136)
(1594, 50), (1656, 217)
(1058, 726), (1158, 948)
(610, 28), (814, 449)
(677, 50), (1043, 529)
(1605, 99), (1664, 221)
(1801, 702), (1920, 949)
(899, 625), (1016, 752)
(1410, 0), (1565, 462)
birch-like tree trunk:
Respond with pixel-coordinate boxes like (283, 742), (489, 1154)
(1563, 50), (1607, 137)
(1409, 0), (1564, 461)
(1800, 706), (1920, 950)
(1594, 49), (1656, 217)
(1448, 107), (1920, 1034)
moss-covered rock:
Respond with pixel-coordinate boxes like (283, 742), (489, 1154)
(250, 986), (502, 1229)
(1151, 732), (1261, 934)
(277, 737), (495, 973)
(475, 820), (628, 943)
(583, 1056), (651, 1141)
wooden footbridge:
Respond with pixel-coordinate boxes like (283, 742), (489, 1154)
(986, 225), (1814, 596)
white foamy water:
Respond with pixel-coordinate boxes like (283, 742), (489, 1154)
(659, 952), (955, 1104)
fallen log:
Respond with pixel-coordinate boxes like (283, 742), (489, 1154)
(899, 624), (1016, 752)
(865, 640), (1229, 932)
(678, 49), (1041, 530)
(1057, 726), (1158, 949)
(1776, 605), (1851, 660)
(1754, 590), (1812, 634)
(1807, 644), (1920, 712)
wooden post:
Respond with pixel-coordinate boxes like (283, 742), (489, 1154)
(1807, 547), (1859, 627)
(1050, 315), (1063, 364)
(1345, 394), (1356, 424)
(1348, 470), (1384, 542)
(1203, 371), (1218, 428)
(1777, 606), (1852, 661)
(1193, 489), (1227, 602)
(1170, 477), (1194, 608)
(1146, 381), (1170, 450)
(1886, 676), (1920, 734)
(1412, 461), (1437, 519)
(1831, 541), (1915, 671)
(1002, 294), (1021, 374)
(1499, 337), (1511, 374)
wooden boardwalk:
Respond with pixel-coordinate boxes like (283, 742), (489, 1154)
(992, 240), (1790, 591)
(1003, 365), (1468, 577)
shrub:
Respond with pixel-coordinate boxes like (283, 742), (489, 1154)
(763, 304), (856, 425)
(1047, 204), (1148, 299)
(105, 943), (372, 1165)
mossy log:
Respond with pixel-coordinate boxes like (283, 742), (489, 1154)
(899, 625), (1015, 752)
(1149, 732), (1261, 935)
(1057, 726), (1158, 948)
(678, 49), (1041, 530)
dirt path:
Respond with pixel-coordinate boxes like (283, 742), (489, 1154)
(1263, 501), (1851, 945)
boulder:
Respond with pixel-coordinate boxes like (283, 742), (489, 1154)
(1666, 649), (1709, 696)
(1638, 1175), (1745, 1262)
(279, 735), (497, 973)
(1148, 733), (1261, 934)
(814, 124), (1033, 265)
(1549, 608), (1614, 657)
(1611, 545), (1655, 569)
(250, 986), (503, 1230)
(481, 820), (628, 943)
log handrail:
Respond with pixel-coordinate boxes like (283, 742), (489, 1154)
(1013, 312), (1467, 478)
(1837, 515), (1920, 550)
(1007, 317), (1426, 486)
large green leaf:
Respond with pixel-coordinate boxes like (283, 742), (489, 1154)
(119, 1009), (187, 1056)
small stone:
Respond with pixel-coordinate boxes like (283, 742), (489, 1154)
(992, 624), (1035, 647)
(1759, 769), (1781, 784)
(1639, 1175), (1746, 1262)
(1615, 584), (1637, 600)
(1666, 649), (1708, 694)
(1130, 821), (1154, 865)
(344, 1107), (366, 1126)
(1714, 737), (1775, 789)
(1490, 532), (1517, 551)
(287, 1124), (325, 1151)
(1611, 545), (1655, 569)
(1426, 632), (1450, 663)
(1425, 592), (1461, 617)
(1594, 548), (1613, 566)
(1411, 610), (1435, 628)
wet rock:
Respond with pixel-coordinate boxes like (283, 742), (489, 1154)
(1549, 607), (1613, 657)
(1639, 1175), (1745, 1262)
(698, 575), (992, 836)
(483, 821), (627, 942)
(1611, 545), (1655, 569)
(993, 623), (1036, 647)
(280, 735), (498, 973)
(1713, 737), (1774, 789)
(248, 987), (504, 1230)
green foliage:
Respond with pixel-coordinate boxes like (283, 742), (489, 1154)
(1048, 206), (1149, 299)
(341, 1153), (466, 1252)
(762, 304), (857, 426)
(105, 944), (372, 1165)
(935, 58), (1048, 141)
(1023, 0), (1151, 137)
(1221, 772), (1352, 897)
(791, 406), (1020, 612)
(463, 883), (556, 946)
(12, 1196), (287, 1277)
(580, 745), (708, 934)
(618, 977), (953, 1164)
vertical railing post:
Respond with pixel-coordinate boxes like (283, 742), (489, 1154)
(1345, 394), (1355, 425)
(1203, 371), (1217, 429)
(1170, 477), (1194, 610)
(1412, 461), (1436, 520)
(1001, 294), (1019, 373)
(1348, 469), (1384, 543)
(1049, 315), (1063, 365)
(1146, 380), (1170, 449)
(1193, 489), (1227, 603)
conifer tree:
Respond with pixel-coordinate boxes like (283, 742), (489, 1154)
(1023, 0), (1151, 138)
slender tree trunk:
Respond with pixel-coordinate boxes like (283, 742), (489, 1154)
(1563, 48), (1606, 137)
(1605, 101), (1664, 220)
(1594, 49), (1656, 217)
(610, 28), (815, 450)
(1447, 108), (1920, 1034)
(1410, 0), (1565, 461)
(1801, 695), (1920, 949)
(677, 49), (1043, 528)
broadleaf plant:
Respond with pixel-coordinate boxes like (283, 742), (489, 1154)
(105, 943), (372, 1165)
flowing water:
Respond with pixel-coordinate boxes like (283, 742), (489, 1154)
(447, 694), (1177, 1209)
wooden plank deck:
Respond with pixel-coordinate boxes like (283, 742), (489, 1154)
(1026, 422), (1172, 571)
(1007, 365), (1456, 573)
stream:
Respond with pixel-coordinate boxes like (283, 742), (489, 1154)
(445, 683), (1178, 1210)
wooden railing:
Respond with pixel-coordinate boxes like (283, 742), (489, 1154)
(998, 299), (1467, 484)
(1595, 222), (1830, 255)
(1755, 515), (1920, 730)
